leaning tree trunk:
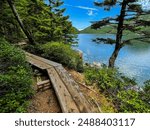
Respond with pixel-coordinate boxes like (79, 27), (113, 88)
(7, 0), (35, 45)
(109, 45), (122, 68)
(108, 0), (127, 68)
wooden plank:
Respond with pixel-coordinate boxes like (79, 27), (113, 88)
(37, 80), (51, 90)
(55, 66), (92, 113)
(37, 85), (51, 92)
(25, 52), (92, 113)
(37, 80), (50, 86)
(26, 52), (61, 67)
(26, 55), (50, 69)
(47, 68), (80, 113)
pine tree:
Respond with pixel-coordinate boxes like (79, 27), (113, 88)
(18, 0), (76, 43)
(6, 0), (36, 44)
(92, 0), (150, 67)
(0, 0), (23, 42)
(47, 0), (77, 43)
(1, 0), (76, 44)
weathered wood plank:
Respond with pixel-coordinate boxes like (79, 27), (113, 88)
(26, 55), (50, 69)
(55, 66), (92, 113)
(47, 68), (80, 113)
(37, 80), (51, 91)
(25, 52), (92, 113)
(26, 52), (61, 67)
(37, 80), (50, 86)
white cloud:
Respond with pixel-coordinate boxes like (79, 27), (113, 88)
(64, 4), (98, 16)
(76, 6), (98, 11)
(87, 10), (94, 16)
(138, 0), (150, 11)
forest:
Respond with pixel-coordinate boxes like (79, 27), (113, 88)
(0, 0), (150, 113)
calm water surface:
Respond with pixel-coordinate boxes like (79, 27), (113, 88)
(74, 34), (150, 85)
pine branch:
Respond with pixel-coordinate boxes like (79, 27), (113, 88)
(91, 17), (118, 29)
(94, 0), (117, 7)
(92, 38), (116, 44)
(123, 36), (150, 44)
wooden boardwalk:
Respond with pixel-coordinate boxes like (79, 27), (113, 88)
(26, 52), (92, 113)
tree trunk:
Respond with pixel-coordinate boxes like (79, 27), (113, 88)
(108, 0), (127, 68)
(109, 45), (122, 68)
(7, 0), (35, 45)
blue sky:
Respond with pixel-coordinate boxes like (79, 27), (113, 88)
(61, 0), (120, 30)
(45, 0), (150, 30)
(45, 0), (121, 30)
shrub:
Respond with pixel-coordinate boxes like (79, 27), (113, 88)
(40, 42), (83, 72)
(143, 80), (150, 92)
(0, 38), (33, 112)
(24, 44), (43, 55)
(117, 90), (150, 113)
(140, 80), (150, 104)
(84, 67), (136, 95)
(84, 66), (150, 112)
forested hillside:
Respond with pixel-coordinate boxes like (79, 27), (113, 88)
(80, 14), (150, 37)
(80, 24), (116, 34)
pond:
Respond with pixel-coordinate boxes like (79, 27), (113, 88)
(73, 34), (150, 85)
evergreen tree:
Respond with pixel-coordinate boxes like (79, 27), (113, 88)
(19, 0), (76, 43)
(0, 0), (76, 44)
(0, 0), (24, 42)
(47, 0), (77, 43)
(92, 0), (150, 67)
(6, 0), (36, 44)
(21, 0), (52, 43)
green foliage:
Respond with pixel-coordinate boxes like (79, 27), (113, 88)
(0, 1), (24, 43)
(0, 0), (76, 44)
(117, 90), (150, 113)
(72, 27), (79, 34)
(17, 0), (76, 43)
(84, 66), (150, 112)
(39, 42), (83, 72)
(84, 67), (136, 94)
(140, 80), (150, 104)
(0, 38), (33, 112)
(81, 14), (150, 45)
(143, 80), (150, 92)
(80, 25), (116, 34)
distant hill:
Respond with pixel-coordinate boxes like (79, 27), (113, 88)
(73, 27), (79, 34)
(80, 14), (150, 35)
(79, 14), (150, 44)
(80, 24), (117, 34)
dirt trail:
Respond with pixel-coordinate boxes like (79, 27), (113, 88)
(27, 71), (61, 113)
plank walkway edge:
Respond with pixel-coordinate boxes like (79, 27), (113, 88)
(25, 52), (92, 113)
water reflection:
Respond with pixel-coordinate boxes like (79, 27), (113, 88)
(74, 34), (150, 85)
